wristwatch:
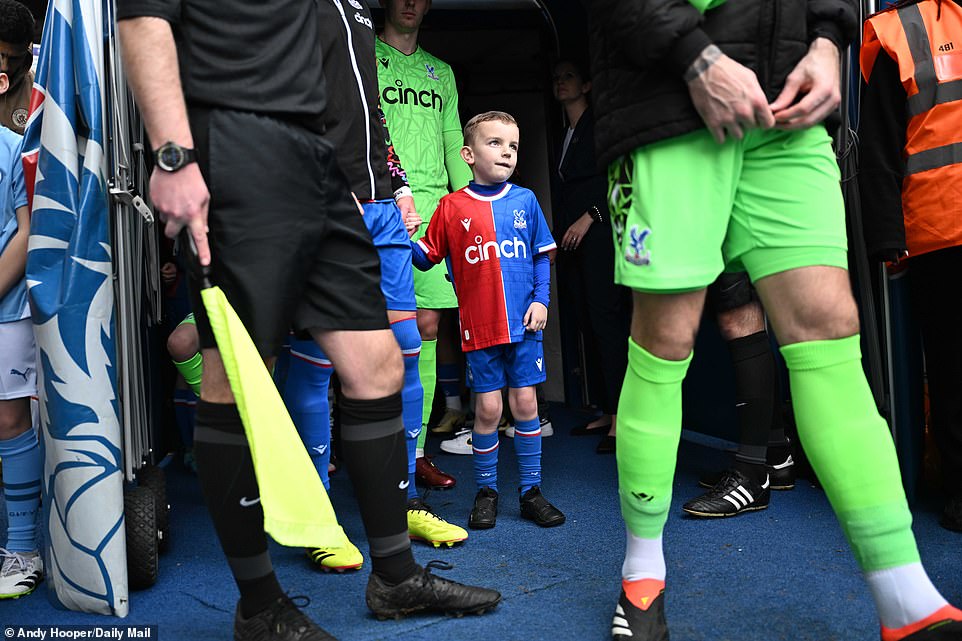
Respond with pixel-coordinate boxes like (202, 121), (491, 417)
(154, 142), (197, 172)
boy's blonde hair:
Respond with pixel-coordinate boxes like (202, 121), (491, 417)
(463, 111), (518, 147)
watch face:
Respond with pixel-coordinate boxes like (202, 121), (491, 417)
(158, 144), (185, 171)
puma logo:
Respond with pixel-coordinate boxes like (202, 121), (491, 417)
(9, 367), (30, 382)
(239, 496), (261, 507)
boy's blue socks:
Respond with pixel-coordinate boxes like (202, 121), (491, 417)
(0, 428), (42, 552)
(472, 430), (500, 492)
(391, 317), (423, 500)
(437, 362), (460, 400)
(284, 338), (334, 490)
(513, 417), (542, 493)
(173, 388), (197, 449)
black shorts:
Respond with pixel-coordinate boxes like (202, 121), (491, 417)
(186, 108), (388, 357)
(706, 271), (755, 314)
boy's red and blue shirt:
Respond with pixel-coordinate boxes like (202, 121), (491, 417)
(415, 182), (556, 352)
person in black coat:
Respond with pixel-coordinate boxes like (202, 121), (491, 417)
(551, 59), (630, 454)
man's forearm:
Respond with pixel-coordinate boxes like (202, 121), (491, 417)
(118, 17), (193, 150)
(683, 44), (722, 83)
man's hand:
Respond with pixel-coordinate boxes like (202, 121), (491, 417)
(687, 45), (775, 144)
(160, 261), (178, 285)
(397, 195), (421, 237)
(523, 302), (548, 332)
(151, 164), (210, 265)
(561, 213), (594, 251)
(770, 38), (841, 130)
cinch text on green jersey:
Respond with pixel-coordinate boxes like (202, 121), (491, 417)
(381, 80), (444, 112)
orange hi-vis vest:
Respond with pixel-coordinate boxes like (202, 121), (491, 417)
(862, 0), (962, 258)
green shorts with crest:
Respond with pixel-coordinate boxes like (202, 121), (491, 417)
(607, 126), (848, 292)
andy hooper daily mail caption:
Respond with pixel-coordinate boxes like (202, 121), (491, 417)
(3, 626), (157, 639)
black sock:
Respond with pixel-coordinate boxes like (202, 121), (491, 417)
(728, 331), (775, 482)
(768, 400), (791, 453)
(338, 392), (418, 585)
(193, 401), (283, 618)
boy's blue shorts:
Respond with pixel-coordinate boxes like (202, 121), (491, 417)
(465, 334), (546, 393)
(362, 200), (417, 312)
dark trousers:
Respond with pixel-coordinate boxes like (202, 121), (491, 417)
(556, 227), (631, 415)
(907, 245), (962, 498)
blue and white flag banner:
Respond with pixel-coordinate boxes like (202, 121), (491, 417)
(22, 0), (127, 616)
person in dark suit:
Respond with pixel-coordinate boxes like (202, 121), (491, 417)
(551, 59), (631, 454)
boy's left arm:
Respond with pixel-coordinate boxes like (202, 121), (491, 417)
(523, 195), (558, 332)
(523, 251), (550, 331)
(0, 140), (30, 299)
(0, 204), (31, 299)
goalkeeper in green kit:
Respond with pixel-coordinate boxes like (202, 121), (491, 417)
(587, 0), (962, 639)
(376, 0), (472, 546)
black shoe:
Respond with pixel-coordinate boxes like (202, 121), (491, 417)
(366, 560), (501, 620)
(940, 497), (962, 533)
(570, 421), (611, 436)
(888, 619), (962, 640)
(612, 588), (669, 641)
(698, 455), (795, 491)
(234, 596), (337, 641)
(596, 434), (616, 454)
(766, 454), (796, 490)
(468, 487), (498, 530)
(683, 469), (770, 518)
(519, 486), (565, 527)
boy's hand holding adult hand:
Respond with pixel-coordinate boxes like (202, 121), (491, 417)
(524, 302), (548, 332)
(769, 37), (841, 130)
(151, 164), (211, 266)
(686, 45), (775, 144)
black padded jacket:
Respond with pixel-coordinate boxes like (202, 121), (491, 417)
(586, 0), (859, 167)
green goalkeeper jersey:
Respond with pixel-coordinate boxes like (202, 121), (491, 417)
(375, 39), (472, 224)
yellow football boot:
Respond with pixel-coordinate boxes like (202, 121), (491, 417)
(407, 498), (468, 548)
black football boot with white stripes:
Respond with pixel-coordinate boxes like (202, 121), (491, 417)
(683, 468), (770, 517)
(612, 587), (669, 640)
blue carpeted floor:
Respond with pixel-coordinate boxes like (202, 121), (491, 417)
(4, 407), (961, 641)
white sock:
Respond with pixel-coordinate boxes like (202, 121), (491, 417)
(444, 395), (462, 411)
(621, 527), (666, 582)
(415, 447), (424, 459)
(866, 562), (948, 629)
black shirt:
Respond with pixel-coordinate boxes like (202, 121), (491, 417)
(318, 0), (407, 200)
(116, 0), (327, 133)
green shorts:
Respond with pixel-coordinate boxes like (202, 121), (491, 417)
(607, 126), (848, 292)
(413, 192), (458, 309)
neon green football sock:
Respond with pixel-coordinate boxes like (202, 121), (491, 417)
(173, 352), (203, 397)
(417, 338), (438, 450)
(781, 335), (919, 572)
(617, 338), (692, 539)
